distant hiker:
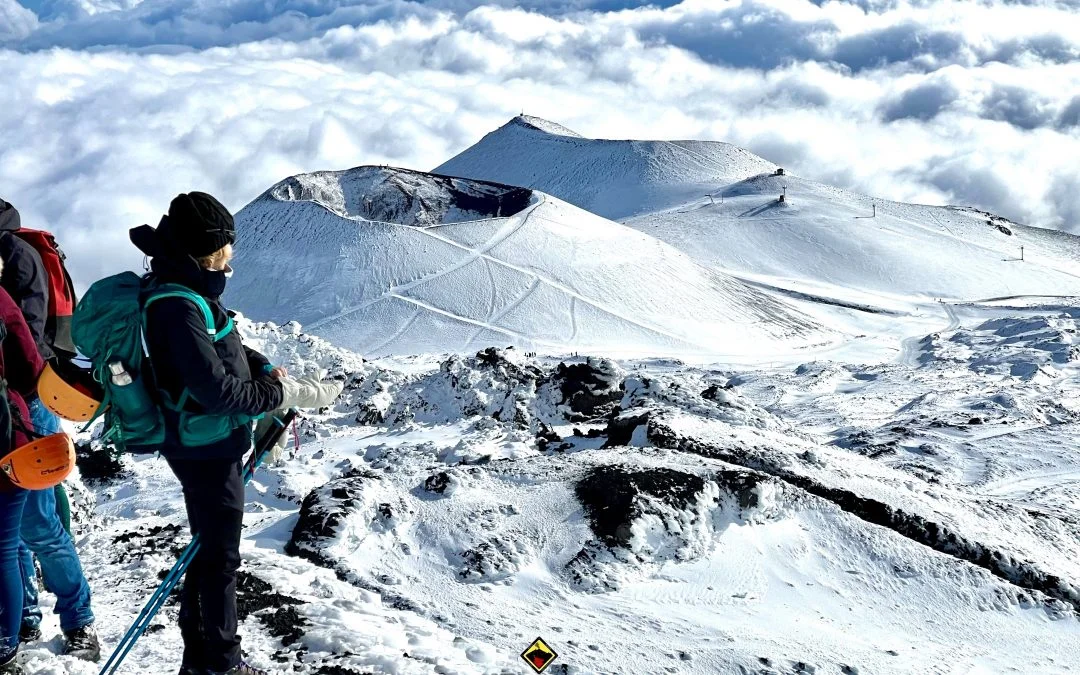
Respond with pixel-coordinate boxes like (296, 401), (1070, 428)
(129, 192), (342, 675)
(0, 255), (72, 675)
(0, 198), (98, 661)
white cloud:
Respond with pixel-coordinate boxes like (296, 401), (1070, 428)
(0, 0), (38, 38)
(0, 0), (1078, 290)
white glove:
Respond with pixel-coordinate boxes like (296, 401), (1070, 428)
(278, 372), (343, 410)
(255, 409), (291, 465)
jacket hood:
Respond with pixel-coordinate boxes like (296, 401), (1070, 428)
(130, 223), (229, 299)
(0, 199), (21, 232)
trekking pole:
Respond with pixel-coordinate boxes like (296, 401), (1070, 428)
(99, 538), (200, 675)
(102, 410), (293, 675)
(99, 410), (298, 675)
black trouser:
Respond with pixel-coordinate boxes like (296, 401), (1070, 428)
(167, 456), (245, 673)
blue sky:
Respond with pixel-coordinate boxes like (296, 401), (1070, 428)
(1, 0), (1078, 285)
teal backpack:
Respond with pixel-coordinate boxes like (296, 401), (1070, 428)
(72, 271), (256, 454)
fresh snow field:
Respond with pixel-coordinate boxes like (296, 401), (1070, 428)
(22, 117), (1080, 675)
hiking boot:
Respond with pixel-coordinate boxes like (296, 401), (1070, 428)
(178, 667), (207, 675)
(0, 649), (21, 675)
(214, 660), (270, 675)
(62, 624), (101, 662)
(18, 624), (40, 643)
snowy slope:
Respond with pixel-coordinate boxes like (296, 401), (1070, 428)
(228, 166), (827, 358)
(435, 116), (777, 220)
(36, 312), (1080, 675)
(437, 116), (1080, 306)
(629, 177), (1080, 304)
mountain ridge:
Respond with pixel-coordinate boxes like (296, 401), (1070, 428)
(436, 115), (778, 220)
(228, 164), (830, 358)
(438, 115), (1080, 304)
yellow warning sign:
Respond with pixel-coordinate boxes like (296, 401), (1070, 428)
(520, 636), (558, 673)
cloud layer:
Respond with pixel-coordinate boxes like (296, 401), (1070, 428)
(0, 0), (1078, 289)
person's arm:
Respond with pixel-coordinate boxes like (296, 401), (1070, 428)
(2, 308), (45, 401)
(146, 299), (283, 416)
(3, 244), (51, 360)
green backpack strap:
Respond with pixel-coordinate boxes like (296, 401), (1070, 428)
(142, 284), (236, 342)
(143, 285), (218, 338)
(142, 284), (235, 414)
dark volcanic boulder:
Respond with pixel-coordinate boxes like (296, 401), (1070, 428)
(551, 358), (624, 420)
(286, 469), (376, 564)
(574, 465), (706, 547)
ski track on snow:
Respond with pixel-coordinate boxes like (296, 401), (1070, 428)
(305, 196), (699, 349)
(305, 198), (539, 329)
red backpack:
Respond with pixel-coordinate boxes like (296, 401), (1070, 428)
(13, 228), (78, 357)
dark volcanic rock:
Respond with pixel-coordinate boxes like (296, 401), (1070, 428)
(471, 347), (543, 385)
(356, 404), (385, 425)
(287, 469), (377, 563)
(602, 410), (651, 448)
(536, 422), (562, 451)
(551, 358), (624, 420)
(425, 471), (452, 494)
(271, 167), (531, 228)
(76, 441), (127, 483)
(575, 465), (705, 546)
(235, 571), (308, 646)
(314, 665), (375, 675)
(112, 524), (186, 565)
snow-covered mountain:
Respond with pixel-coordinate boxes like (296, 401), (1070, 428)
(438, 116), (1080, 306)
(228, 166), (826, 358)
(435, 115), (777, 220)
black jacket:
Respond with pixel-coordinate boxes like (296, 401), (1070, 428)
(0, 200), (53, 360)
(131, 225), (284, 460)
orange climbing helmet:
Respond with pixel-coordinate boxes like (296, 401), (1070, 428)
(0, 432), (76, 490)
(38, 360), (104, 422)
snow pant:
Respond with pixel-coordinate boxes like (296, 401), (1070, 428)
(0, 489), (28, 659)
(18, 396), (67, 634)
(167, 456), (245, 673)
(19, 395), (90, 630)
(18, 485), (94, 632)
(18, 482), (72, 633)
(17, 544), (38, 632)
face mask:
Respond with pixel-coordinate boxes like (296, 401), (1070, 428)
(223, 264), (234, 278)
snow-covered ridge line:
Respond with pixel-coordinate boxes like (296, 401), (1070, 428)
(436, 115), (777, 221)
(437, 115), (1080, 311)
(231, 168), (830, 357)
(254, 165), (537, 227)
(647, 417), (1079, 614)
(510, 115), (582, 138)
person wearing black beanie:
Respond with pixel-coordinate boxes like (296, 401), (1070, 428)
(126, 193), (340, 675)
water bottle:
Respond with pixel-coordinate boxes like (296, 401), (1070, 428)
(107, 361), (159, 435)
(109, 362), (133, 386)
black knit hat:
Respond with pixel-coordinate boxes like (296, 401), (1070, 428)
(158, 191), (236, 258)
